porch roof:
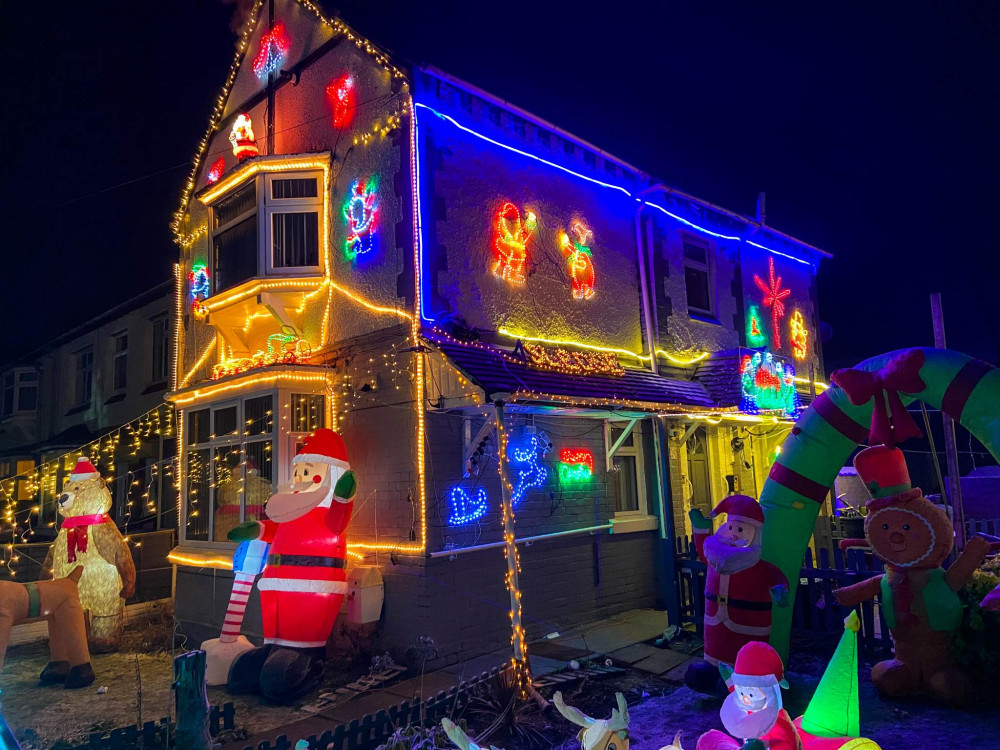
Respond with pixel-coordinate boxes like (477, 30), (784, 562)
(428, 335), (716, 411)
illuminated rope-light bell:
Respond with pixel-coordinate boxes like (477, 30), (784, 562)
(252, 21), (289, 79)
(754, 256), (791, 350)
(507, 432), (551, 506)
(447, 486), (489, 526)
(558, 222), (596, 300)
(492, 202), (536, 285)
(230, 114), (259, 160)
(344, 180), (378, 260)
(789, 310), (809, 360)
(740, 352), (799, 418)
(207, 157), (225, 185)
(326, 73), (356, 128)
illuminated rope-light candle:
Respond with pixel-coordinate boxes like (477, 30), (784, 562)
(558, 448), (594, 484)
(740, 352), (799, 418)
(492, 202), (536, 285)
(753, 256), (791, 350)
(747, 304), (767, 348)
(558, 222), (596, 300)
(447, 486), (489, 526)
(326, 73), (356, 128)
(343, 179), (378, 260)
(789, 310), (809, 360)
(206, 158), (225, 184)
(229, 114), (259, 160)
(507, 434), (550, 506)
(251, 21), (289, 79)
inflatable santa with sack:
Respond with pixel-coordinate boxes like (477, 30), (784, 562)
(225, 428), (357, 702)
(685, 495), (789, 696)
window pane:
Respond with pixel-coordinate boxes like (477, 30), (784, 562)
(185, 448), (210, 541)
(609, 426), (634, 448)
(291, 394), (325, 433)
(613, 455), (639, 512)
(214, 406), (238, 437)
(682, 242), (708, 264)
(115, 334), (128, 353)
(75, 350), (93, 405)
(214, 182), (256, 228)
(244, 439), (273, 524)
(272, 212), (318, 268)
(685, 266), (712, 313)
(2, 379), (13, 416)
(187, 409), (210, 445)
(151, 318), (169, 381)
(214, 216), (258, 292)
(17, 372), (38, 382)
(113, 340), (128, 391)
(245, 395), (273, 436)
(272, 178), (318, 199)
(17, 385), (37, 411)
(213, 445), (243, 542)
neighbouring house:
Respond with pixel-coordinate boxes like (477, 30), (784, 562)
(0, 282), (177, 546)
(167, 0), (831, 667)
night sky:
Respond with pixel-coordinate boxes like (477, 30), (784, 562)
(3, 1), (998, 371)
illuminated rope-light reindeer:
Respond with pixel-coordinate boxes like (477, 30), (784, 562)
(507, 431), (552, 506)
(492, 202), (537, 285)
(559, 221), (596, 300)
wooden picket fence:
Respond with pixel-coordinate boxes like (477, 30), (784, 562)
(242, 667), (507, 750)
(66, 703), (235, 750)
(675, 536), (893, 657)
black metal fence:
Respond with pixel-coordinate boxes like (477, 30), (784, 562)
(675, 536), (892, 656)
(66, 702), (234, 750)
(242, 667), (508, 750)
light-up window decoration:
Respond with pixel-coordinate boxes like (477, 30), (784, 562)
(229, 114), (258, 160)
(343, 179), (378, 261)
(746, 304), (767, 348)
(789, 310), (809, 360)
(753, 256), (791, 350)
(558, 448), (594, 484)
(522, 343), (624, 376)
(326, 73), (356, 129)
(211, 333), (311, 380)
(447, 486), (489, 526)
(506, 432), (552, 506)
(206, 157), (225, 185)
(188, 263), (211, 320)
(252, 21), (289, 79)
(558, 222), (596, 300)
(739, 352), (799, 418)
(492, 202), (537, 285)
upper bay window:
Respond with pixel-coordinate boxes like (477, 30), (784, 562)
(210, 171), (323, 294)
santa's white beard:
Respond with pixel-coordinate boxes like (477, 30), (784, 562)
(720, 693), (779, 739)
(703, 534), (762, 574)
(265, 474), (335, 522)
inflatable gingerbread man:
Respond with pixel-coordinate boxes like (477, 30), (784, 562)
(835, 445), (989, 706)
(225, 428), (357, 702)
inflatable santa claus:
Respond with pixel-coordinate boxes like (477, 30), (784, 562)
(685, 495), (789, 696)
(225, 428), (357, 702)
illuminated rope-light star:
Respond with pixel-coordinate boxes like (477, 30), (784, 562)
(754, 256), (791, 350)
(344, 180), (378, 260)
(252, 21), (289, 79)
(492, 202), (536, 285)
(558, 222), (596, 300)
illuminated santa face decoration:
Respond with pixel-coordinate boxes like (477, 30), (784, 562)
(265, 461), (347, 524)
(718, 518), (758, 548)
(721, 682), (781, 740)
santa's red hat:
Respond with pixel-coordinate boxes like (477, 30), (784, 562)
(293, 428), (349, 471)
(711, 494), (765, 527)
(69, 457), (100, 482)
(732, 641), (787, 689)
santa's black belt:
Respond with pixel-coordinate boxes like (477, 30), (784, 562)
(705, 593), (772, 611)
(267, 554), (346, 568)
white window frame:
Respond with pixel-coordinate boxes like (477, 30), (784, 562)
(682, 235), (715, 317)
(112, 330), (128, 393)
(15, 370), (38, 414)
(605, 419), (648, 518)
(74, 348), (94, 406)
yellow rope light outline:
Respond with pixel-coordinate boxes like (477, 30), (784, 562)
(170, 370), (331, 407)
(180, 334), (219, 388)
(496, 328), (708, 366)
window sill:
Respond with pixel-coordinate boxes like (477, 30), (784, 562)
(688, 312), (722, 326)
(104, 393), (126, 405)
(609, 515), (659, 534)
(168, 545), (235, 570)
(64, 403), (91, 416)
(142, 381), (168, 395)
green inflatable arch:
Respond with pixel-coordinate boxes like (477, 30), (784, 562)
(760, 347), (1000, 661)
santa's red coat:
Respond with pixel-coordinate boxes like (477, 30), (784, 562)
(694, 529), (787, 667)
(698, 709), (802, 750)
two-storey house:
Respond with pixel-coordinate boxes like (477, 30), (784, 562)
(168, 0), (830, 667)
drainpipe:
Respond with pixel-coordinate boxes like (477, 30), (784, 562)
(634, 184), (670, 375)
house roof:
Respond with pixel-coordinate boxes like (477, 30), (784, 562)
(428, 335), (715, 410)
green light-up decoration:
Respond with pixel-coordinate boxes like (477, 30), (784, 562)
(800, 611), (861, 738)
(558, 449), (594, 484)
(740, 352), (799, 418)
(747, 304), (768, 348)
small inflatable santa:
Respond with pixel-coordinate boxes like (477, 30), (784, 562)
(685, 495), (788, 696)
(226, 428), (356, 702)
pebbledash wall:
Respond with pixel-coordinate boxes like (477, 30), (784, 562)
(169, 0), (827, 667)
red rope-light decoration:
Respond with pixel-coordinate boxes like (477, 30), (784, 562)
(558, 222), (596, 300)
(492, 202), (537, 286)
(754, 256), (791, 350)
(206, 157), (225, 184)
(326, 73), (356, 128)
(252, 21), (289, 79)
